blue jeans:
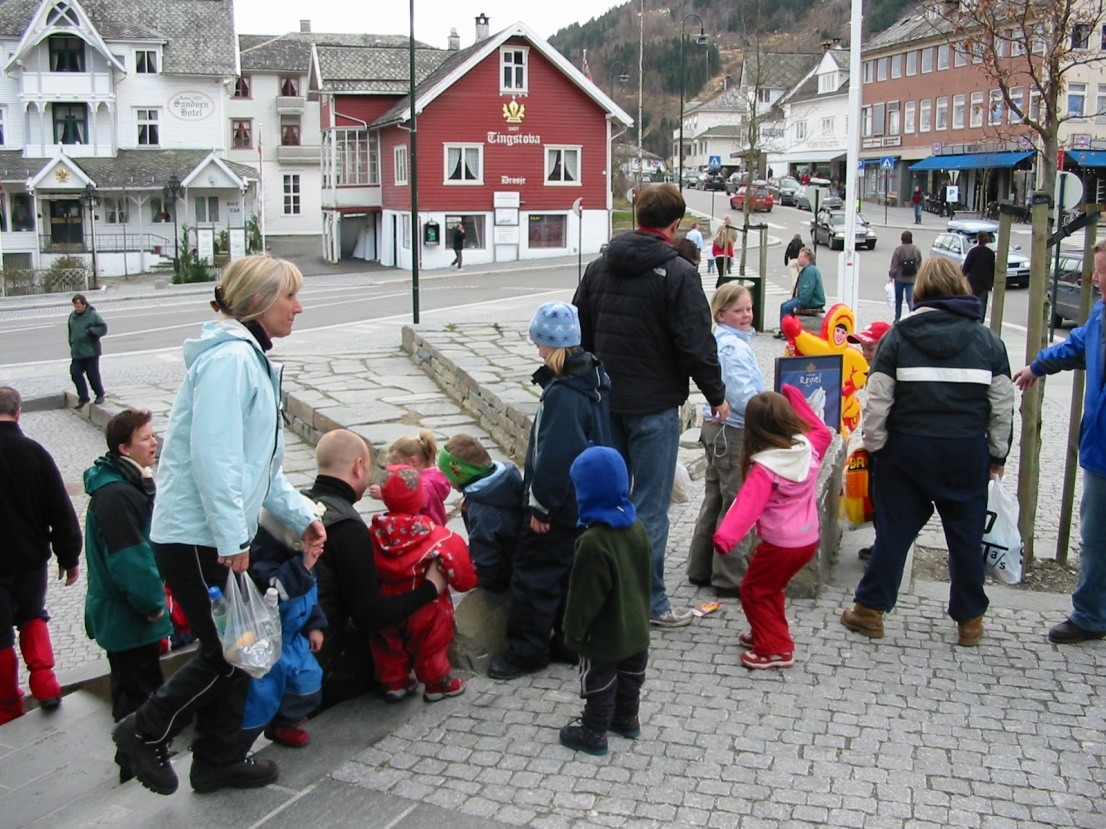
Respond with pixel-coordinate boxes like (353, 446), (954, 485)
(610, 409), (681, 617)
(779, 298), (805, 327)
(1072, 470), (1106, 631)
(893, 280), (914, 321)
(913, 202), (922, 223)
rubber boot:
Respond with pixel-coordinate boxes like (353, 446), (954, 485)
(840, 603), (885, 639)
(19, 618), (62, 706)
(0, 646), (26, 725)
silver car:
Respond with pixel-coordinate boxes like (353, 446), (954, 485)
(928, 220), (1030, 287)
(1052, 249), (1100, 327)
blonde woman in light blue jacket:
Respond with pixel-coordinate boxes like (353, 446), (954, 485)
(113, 255), (325, 798)
(686, 283), (765, 597)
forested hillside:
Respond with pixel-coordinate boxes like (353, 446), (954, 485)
(550, 0), (915, 156)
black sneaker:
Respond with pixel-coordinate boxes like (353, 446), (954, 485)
(73, 399), (90, 410)
(488, 656), (538, 680)
(559, 720), (608, 756)
(112, 713), (178, 795)
(190, 754), (279, 794)
(609, 716), (641, 740)
(93, 395), (105, 404)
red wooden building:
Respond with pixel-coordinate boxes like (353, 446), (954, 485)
(312, 17), (632, 268)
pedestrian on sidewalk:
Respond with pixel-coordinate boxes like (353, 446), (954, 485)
(686, 283), (765, 598)
(842, 259), (1014, 647)
(0, 386), (82, 726)
(888, 231), (922, 321)
(911, 186), (923, 224)
(962, 232), (996, 324)
(712, 385), (833, 670)
(450, 222), (466, 269)
(685, 220), (707, 271)
(68, 293), (107, 407)
(1014, 241), (1106, 645)
(574, 183), (728, 629)
(112, 255), (326, 797)
(82, 409), (171, 782)
(489, 302), (612, 680)
(712, 220), (734, 285)
(558, 447), (651, 756)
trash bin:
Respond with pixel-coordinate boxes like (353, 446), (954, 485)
(718, 273), (766, 333)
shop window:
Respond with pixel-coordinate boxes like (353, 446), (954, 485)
(48, 35), (84, 72)
(501, 47), (527, 93)
(444, 215), (485, 249)
(135, 50), (157, 73)
(529, 214), (567, 248)
(546, 147), (580, 184)
(283, 174), (300, 215)
(137, 109), (159, 146)
(232, 119), (252, 149)
(444, 145), (482, 184)
(53, 103), (87, 144)
(233, 76), (251, 99)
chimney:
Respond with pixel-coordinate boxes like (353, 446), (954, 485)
(475, 13), (490, 42)
(299, 20), (311, 33)
(821, 40), (832, 52)
(832, 37), (842, 49)
(448, 27), (460, 51)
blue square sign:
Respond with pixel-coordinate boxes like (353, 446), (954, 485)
(880, 156), (895, 171)
(708, 155), (722, 170)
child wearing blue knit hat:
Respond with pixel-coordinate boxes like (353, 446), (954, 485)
(558, 446), (651, 756)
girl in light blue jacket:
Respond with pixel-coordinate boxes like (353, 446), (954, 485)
(686, 283), (766, 596)
(113, 255), (325, 797)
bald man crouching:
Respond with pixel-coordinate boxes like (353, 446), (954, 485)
(307, 429), (448, 707)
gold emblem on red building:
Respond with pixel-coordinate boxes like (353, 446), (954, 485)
(502, 98), (525, 124)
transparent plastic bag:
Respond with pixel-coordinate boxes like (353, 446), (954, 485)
(981, 478), (1023, 585)
(220, 571), (282, 678)
(885, 280), (895, 308)
(671, 462), (693, 504)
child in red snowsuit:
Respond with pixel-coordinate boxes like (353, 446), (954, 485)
(369, 465), (476, 702)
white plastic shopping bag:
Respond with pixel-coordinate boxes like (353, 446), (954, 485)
(885, 281), (895, 308)
(981, 478), (1023, 584)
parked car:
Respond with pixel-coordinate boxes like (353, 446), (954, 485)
(681, 171), (702, 188)
(811, 209), (877, 250)
(730, 185), (774, 212)
(928, 219), (1031, 287)
(698, 172), (726, 191)
(772, 177), (801, 206)
(794, 184), (842, 212)
(1051, 249), (1100, 327)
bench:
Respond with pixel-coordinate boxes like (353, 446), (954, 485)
(794, 307), (825, 332)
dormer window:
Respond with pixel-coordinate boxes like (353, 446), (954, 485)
(49, 35), (85, 72)
(818, 72), (837, 94)
(500, 47), (527, 94)
(135, 50), (157, 74)
(279, 77), (298, 97)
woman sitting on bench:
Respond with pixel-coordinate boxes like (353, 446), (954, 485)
(776, 247), (825, 339)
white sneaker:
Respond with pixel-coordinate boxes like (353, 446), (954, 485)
(650, 608), (694, 628)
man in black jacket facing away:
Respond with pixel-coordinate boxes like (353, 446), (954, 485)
(961, 232), (996, 324)
(573, 184), (729, 628)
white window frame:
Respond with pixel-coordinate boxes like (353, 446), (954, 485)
(952, 93), (965, 129)
(795, 120), (808, 140)
(920, 98), (932, 132)
(500, 46), (528, 94)
(136, 108), (159, 146)
(1010, 29), (1025, 57)
(990, 89), (1004, 125)
(821, 116), (834, 135)
(970, 91), (984, 128)
(194, 196), (219, 224)
(282, 174), (300, 215)
(954, 42), (967, 67)
(863, 61), (873, 83)
(104, 196), (128, 224)
(891, 54), (902, 78)
(1068, 83), (1087, 118)
(937, 44), (950, 70)
(904, 100), (916, 133)
(1096, 84), (1106, 124)
(135, 49), (157, 74)
(545, 146), (581, 185)
(935, 96), (949, 130)
(394, 145), (409, 185)
(921, 47), (933, 73)
(1008, 87), (1023, 123)
(0, 107), (5, 146)
(876, 57), (888, 81)
(887, 102), (900, 135)
(402, 213), (411, 249)
(444, 143), (483, 185)
(906, 50), (917, 75)
(861, 107), (871, 137)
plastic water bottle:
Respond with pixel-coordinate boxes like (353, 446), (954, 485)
(208, 586), (228, 637)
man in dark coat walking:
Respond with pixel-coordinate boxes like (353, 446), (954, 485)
(68, 293), (108, 407)
(961, 232), (996, 324)
(450, 223), (466, 270)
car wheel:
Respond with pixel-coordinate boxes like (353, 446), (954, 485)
(1052, 312), (1064, 327)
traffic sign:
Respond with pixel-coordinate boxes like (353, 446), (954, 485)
(880, 156), (895, 171)
(708, 155), (722, 170)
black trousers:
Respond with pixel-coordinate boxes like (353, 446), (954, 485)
(135, 544), (248, 767)
(504, 523), (580, 669)
(70, 356), (104, 400)
(107, 642), (164, 722)
(577, 650), (648, 733)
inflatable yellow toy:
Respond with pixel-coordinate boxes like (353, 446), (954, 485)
(780, 303), (869, 435)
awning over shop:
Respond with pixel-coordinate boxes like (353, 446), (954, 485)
(1065, 150), (1106, 168)
(909, 150), (1035, 171)
(778, 150), (846, 164)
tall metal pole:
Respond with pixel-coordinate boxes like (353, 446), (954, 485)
(409, 0), (420, 323)
(839, 0), (862, 311)
(635, 0), (643, 227)
(678, 29), (685, 192)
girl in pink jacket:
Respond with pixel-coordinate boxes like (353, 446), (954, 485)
(713, 384), (833, 669)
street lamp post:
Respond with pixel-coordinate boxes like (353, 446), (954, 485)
(678, 13), (706, 193)
(163, 174), (182, 277)
(81, 183), (100, 289)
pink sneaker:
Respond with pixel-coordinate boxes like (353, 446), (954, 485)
(740, 651), (794, 670)
(423, 675), (466, 702)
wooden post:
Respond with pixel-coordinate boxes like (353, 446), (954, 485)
(990, 203), (1013, 336)
(1016, 192), (1051, 567)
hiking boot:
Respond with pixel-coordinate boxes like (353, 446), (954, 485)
(841, 603), (885, 639)
(609, 716), (641, 739)
(190, 754), (278, 793)
(741, 651), (794, 670)
(559, 720), (608, 756)
(957, 615), (984, 647)
(738, 631), (754, 649)
(423, 675), (466, 702)
(264, 723), (311, 748)
(650, 608), (694, 629)
(115, 750), (134, 784)
(382, 675), (418, 703)
(112, 713), (178, 795)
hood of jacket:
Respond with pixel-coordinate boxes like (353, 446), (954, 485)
(370, 512), (438, 559)
(750, 434), (813, 483)
(532, 350), (610, 404)
(602, 229), (679, 277)
(464, 461), (522, 505)
(898, 296), (984, 359)
(182, 318), (264, 368)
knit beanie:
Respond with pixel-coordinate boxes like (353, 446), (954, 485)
(569, 445), (636, 528)
(529, 301), (581, 348)
(381, 464), (423, 514)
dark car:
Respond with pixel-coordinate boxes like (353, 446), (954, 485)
(773, 177), (801, 206)
(811, 209), (877, 250)
(794, 183), (842, 212)
(1052, 249), (1100, 327)
(698, 172), (726, 191)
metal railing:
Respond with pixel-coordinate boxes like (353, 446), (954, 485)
(39, 232), (173, 254)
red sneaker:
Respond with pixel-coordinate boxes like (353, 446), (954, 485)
(738, 631), (754, 649)
(382, 675), (418, 703)
(264, 723), (311, 748)
(423, 675), (466, 702)
(740, 651), (794, 670)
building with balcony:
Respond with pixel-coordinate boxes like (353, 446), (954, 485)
(0, 0), (256, 277)
(311, 16), (631, 268)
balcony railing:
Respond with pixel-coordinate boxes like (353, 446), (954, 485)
(20, 71), (114, 98)
(276, 144), (321, 165)
(276, 95), (305, 114)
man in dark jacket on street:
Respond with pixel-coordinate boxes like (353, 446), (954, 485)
(573, 183), (728, 628)
(0, 386), (82, 724)
(68, 293), (108, 408)
(961, 232), (996, 324)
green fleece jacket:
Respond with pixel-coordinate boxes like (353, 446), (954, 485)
(562, 521), (651, 662)
(83, 454), (171, 652)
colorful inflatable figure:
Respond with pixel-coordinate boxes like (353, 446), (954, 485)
(780, 303), (869, 435)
